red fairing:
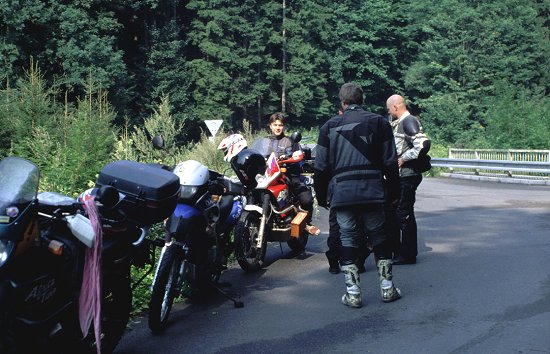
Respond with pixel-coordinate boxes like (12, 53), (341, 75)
(268, 183), (286, 198)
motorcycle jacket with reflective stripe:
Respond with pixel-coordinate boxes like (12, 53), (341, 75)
(266, 135), (300, 158)
(314, 105), (399, 208)
(266, 135), (302, 176)
(391, 113), (430, 177)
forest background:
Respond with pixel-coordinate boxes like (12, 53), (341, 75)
(0, 0), (548, 314)
(0, 0), (549, 191)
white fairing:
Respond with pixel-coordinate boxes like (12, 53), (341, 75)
(173, 160), (209, 186)
(255, 171), (281, 189)
(66, 213), (95, 248)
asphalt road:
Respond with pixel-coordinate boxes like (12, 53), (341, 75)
(116, 177), (550, 354)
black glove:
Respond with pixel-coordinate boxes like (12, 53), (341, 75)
(208, 181), (226, 195)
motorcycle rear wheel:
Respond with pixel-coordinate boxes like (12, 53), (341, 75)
(80, 266), (132, 354)
(148, 245), (183, 334)
(234, 211), (266, 272)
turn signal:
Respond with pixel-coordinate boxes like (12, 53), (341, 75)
(48, 240), (64, 256)
(280, 167), (287, 173)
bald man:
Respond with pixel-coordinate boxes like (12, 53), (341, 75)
(386, 95), (431, 265)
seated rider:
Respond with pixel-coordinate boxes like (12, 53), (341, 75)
(267, 112), (320, 236)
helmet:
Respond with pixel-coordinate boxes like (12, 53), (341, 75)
(173, 160), (209, 186)
(230, 149), (267, 189)
(218, 134), (248, 162)
(173, 160), (209, 202)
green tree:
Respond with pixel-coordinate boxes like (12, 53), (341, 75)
(1, 0), (132, 118)
(11, 73), (116, 195)
(145, 19), (191, 125)
(131, 94), (184, 163)
(484, 83), (550, 149)
(400, 0), (549, 145)
(278, 0), (332, 123)
(186, 0), (279, 129)
(0, 61), (59, 156)
(326, 0), (402, 115)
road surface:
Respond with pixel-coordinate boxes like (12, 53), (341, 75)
(116, 177), (550, 354)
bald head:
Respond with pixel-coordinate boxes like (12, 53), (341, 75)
(386, 94), (407, 120)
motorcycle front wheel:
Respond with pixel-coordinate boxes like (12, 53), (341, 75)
(148, 244), (184, 334)
(234, 211), (266, 272)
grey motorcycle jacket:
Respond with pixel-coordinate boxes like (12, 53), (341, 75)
(391, 113), (430, 177)
(314, 105), (400, 208)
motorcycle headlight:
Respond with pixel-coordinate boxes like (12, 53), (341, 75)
(179, 185), (199, 200)
(0, 239), (14, 267)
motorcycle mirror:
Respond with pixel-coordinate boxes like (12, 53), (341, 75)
(95, 185), (120, 209)
(289, 131), (302, 144)
(152, 135), (165, 150)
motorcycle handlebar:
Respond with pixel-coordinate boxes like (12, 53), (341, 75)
(209, 177), (246, 196)
(278, 151), (305, 165)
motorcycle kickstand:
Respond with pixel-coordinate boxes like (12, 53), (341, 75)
(210, 282), (244, 308)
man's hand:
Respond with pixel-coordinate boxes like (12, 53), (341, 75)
(398, 157), (405, 168)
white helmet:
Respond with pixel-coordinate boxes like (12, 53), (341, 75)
(218, 134), (248, 162)
(173, 160), (209, 186)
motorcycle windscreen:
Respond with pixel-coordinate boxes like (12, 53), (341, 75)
(0, 157), (39, 222)
(0, 157), (40, 265)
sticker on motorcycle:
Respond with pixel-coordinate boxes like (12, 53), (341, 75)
(266, 153), (280, 177)
(25, 278), (57, 304)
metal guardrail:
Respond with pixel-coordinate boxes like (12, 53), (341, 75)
(431, 157), (550, 184)
(431, 158), (550, 174)
(434, 149), (550, 184)
(449, 148), (550, 162)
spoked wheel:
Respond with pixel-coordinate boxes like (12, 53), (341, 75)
(234, 211), (266, 272)
(148, 245), (184, 334)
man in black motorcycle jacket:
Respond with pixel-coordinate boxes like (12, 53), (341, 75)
(266, 112), (319, 236)
(314, 82), (401, 308)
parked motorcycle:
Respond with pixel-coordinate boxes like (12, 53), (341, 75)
(221, 132), (313, 272)
(147, 137), (249, 334)
(0, 157), (179, 354)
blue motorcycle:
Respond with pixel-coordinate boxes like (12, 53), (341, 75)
(148, 159), (246, 334)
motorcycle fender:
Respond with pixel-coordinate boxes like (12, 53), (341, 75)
(173, 204), (201, 218)
(244, 204), (263, 214)
(166, 204), (201, 235)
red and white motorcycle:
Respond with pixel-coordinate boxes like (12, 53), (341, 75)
(218, 133), (317, 272)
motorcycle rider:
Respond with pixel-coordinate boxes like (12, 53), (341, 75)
(267, 112), (320, 236)
(314, 82), (401, 308)
(386, 94), (430, 265)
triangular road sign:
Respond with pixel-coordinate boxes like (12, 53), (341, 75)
(204, 119), (224, 137)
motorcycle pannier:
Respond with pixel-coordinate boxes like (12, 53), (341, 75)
(96, 160), (180, 226)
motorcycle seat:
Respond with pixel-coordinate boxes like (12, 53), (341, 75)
(37, 191), (78, 214)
